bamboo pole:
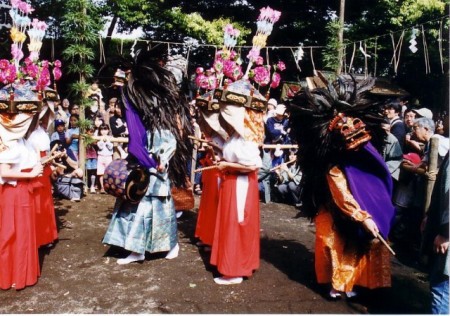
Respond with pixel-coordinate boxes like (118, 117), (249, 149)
(269, 159), (297, 172)
(194, 165), (218, 173)
(187, 135), (299, 150)
(91, 135), (129, 143)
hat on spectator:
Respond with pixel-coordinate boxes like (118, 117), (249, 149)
(412, 108), (433, 120)
(403, 152), (421, 165)
(54, 119), (65, 127)
(275, 104), (286, 116)
(268, 98), (278, 107)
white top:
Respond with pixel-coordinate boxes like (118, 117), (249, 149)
(0, 138), (38, 185)
(222, 134), (262, 167)
(28, 125), (51, 152)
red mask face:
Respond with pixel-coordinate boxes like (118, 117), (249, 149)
(329, 114), (372, 150)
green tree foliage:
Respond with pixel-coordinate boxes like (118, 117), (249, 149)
(323, 19), (342, 72)
(60, 0), (103, 173)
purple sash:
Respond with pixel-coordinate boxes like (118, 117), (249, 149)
(342, 142), (396, 238)
(123, 95), (157, 169)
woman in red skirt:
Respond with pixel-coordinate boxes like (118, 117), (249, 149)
(0, 137), (43, 290)
(209, 106), (264, 285)
(195, 134), (225, 248)
(28, 120), (58, 247)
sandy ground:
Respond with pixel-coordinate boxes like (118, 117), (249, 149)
(0, 193), (430, 314)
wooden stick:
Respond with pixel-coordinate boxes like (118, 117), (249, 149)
(188, 135), (222, 151)
(49, 143), (59, 156)
(262, 144), (299, 149)
(377, 232), (396, 256)
(41, 151), (65, 165)
(188, 135), (206, 143)
(194, 165), (218, 173)
(188, 135), (298, 150)
(269, 159), (297, 172)
(91, 135), (129, 143)
(52, 162), (67, 170)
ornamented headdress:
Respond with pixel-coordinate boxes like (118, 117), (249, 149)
(0, 0), (61, 140)
(287, 74), (388, 216)
(195, 7), (284, 144)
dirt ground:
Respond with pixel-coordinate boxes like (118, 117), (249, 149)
(0, 193), (431, 314)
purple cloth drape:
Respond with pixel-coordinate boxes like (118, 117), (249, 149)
(123, 95), (157, 169)
(343, 142), (396, 239)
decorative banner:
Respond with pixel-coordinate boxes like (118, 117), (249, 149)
(409, 27), (418, 53)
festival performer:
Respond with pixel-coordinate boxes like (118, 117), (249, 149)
(102, 49), (192, 264)
(209, 94), (264, 285)
(28, 111), (58, 248)
(287, 75), (396, 298)
(194, 100), (229, 249)
(0, 129), (44, 290)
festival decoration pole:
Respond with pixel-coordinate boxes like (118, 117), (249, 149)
(244, 6), (281, 79)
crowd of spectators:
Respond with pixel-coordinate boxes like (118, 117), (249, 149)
(45, 82), (129, 201)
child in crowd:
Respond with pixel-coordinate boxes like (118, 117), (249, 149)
(85, 126), (99, 194)
(51, 119), (67, 146)
(65, 114), (80, 161)
(96, 124), (114, 194)
(94, 114), (105, 136)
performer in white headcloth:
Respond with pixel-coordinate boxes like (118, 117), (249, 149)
(0, 111), (44, 290)
(209, 90), (265, 285)
(27, 97), (58, 248)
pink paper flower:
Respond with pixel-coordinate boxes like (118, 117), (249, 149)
(276, 61), (286, 71)
(54, 60), (62, 68)
(5, 64), (17, 84)
(11, 43), (24, 62)
(0, 59), (10, 70)
(231, 65), (243, 81)
(10, 0), (21, 9)
(195, 74), (208, 89)
(18, 1), (34, 14)
(247, 47), (260, 62)
(223, 60), (236, 78)
(253, 66), (270, 86)
(40, 60), (49, 68)
(270, 72), (281, 89)
(255, 56), (264, 66)
(36, 67), (50, 89)
(195, 67), (204, 75)
(53, 67), (62, 81)
(23, 63), (39, 79)
(213, 60), (223, 73)
(224, 24), (234, 35)
(23, 57), (33, 65)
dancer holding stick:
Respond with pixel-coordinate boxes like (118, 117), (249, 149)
(288, 74), (397, 298)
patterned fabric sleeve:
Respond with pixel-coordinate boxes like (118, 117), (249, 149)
(327, 165), (371, 222)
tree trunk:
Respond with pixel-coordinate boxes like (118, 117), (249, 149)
(104, 15), (118, 54)
(337, 0), (345, 74)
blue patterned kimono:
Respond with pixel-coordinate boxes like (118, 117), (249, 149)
(103, 129), (178, 254)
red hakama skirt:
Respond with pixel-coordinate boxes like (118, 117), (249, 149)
(35, 152), (58, 247)
(0, 180), (40, 290)
(195, 168), (220, 246)
(210, 171), (260, 277)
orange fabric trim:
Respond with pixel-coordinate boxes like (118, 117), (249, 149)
(314, 166), (391, 292)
